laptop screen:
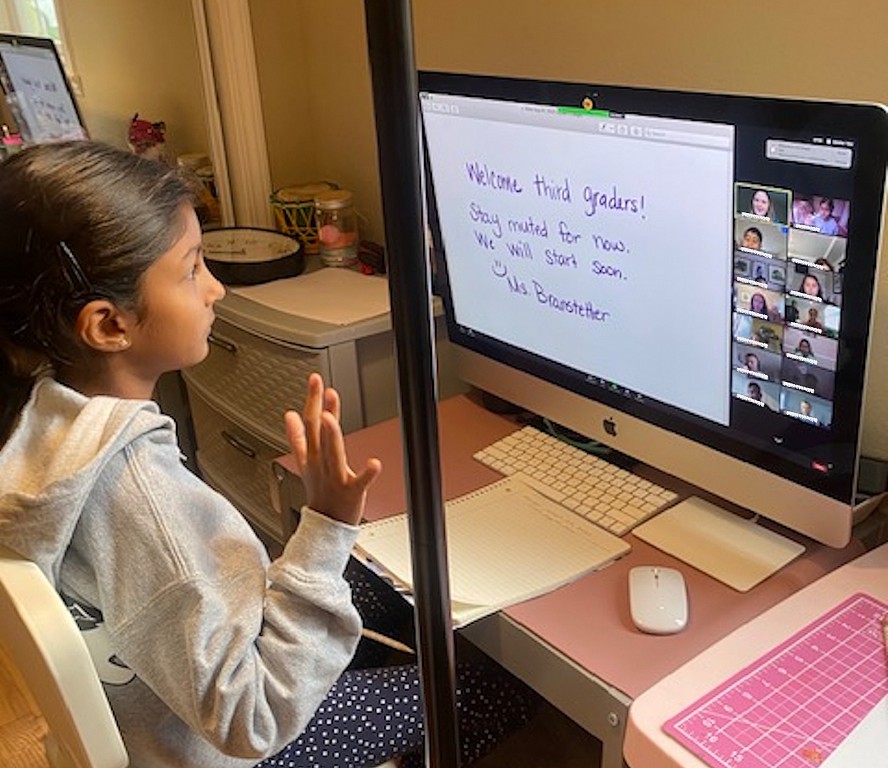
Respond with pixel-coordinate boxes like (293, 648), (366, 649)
(0, 33), (87, 144)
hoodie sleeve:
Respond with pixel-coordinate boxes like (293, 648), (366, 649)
(67, 427), (362, 760)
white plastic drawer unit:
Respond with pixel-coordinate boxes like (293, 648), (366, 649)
(183, 315), (330, 451)
(188, 386), (289, 540)
(180, 291), (402, 542)
(180, 271), (465, 543)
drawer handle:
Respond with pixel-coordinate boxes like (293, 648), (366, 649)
(221, 430), (257, 459)
(209, 333), (238, 354)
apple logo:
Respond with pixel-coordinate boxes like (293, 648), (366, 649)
(603, 418), (617, 437)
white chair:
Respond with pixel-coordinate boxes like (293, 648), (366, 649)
(0, 544), (128, 768)
(0, 543), (403, 768)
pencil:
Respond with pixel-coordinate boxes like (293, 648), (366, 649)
(881, 614), (888, 665)
(361, 628), (416, 655)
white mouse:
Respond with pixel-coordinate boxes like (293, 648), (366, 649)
(628, 566), (688, 634)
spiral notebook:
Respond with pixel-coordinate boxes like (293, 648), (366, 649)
(355, 476), (631, 627)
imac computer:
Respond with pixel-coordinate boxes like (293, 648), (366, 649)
(0, 33), (87, 144)
(419, 71), (888, 557)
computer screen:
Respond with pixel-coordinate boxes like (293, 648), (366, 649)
(419, 71), (888, 547)
(0, 33), (87, 143)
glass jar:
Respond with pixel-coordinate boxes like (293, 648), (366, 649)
(1, 125), (23, 156)
(272, 181), (338, 254)
(315, 189), (358, 267)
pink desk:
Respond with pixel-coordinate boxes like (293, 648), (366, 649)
(623, 542), (888, 767)
(285, 393), (865, 768)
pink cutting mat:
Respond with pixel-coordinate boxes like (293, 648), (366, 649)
(664, 593), (888, 768)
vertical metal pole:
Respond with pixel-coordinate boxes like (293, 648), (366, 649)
(363, 2), (461, 767)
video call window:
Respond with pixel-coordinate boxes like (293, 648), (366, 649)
(791, 194), (850, 238)
(731, 175), (847, 435)
(733, 218), (789, 259)
(735, 184), (791, 225)
(733, 175), (843, 431)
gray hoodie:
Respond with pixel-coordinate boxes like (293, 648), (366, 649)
(0, 377), (362, 767)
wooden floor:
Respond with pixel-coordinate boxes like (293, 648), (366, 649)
(0, 643), (49, 768)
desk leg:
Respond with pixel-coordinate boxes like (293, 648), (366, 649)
(462, 613), (632, 768)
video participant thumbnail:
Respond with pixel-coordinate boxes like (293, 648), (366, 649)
(782, 327), (838, 371)
(791, 194), (850, 238)
(780, 389), (833, 428)
(734, 281), (784, 323)
(733, 219), (789, 260)
(781, 358), (836, 400)
(735, 183), (791, 225)
(787, 296), (840, 339)
(731, 370), (779, 410)
(786, 261), (842, 308)
(734, 251), (787, 292)
(732, 341), (782, 382)
(733, 314), (784, 353)
(787, 227), (846, 273)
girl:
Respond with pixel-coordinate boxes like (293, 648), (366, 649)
(749, 188), (773, 219)
(800, 273), (825, 299)
(749, 291), (769, 316)
(0, 141), (533, 767)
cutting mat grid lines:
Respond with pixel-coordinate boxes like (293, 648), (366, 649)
(664, 593), (888, 768)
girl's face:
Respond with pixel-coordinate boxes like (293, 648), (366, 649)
(802, 276), (820, 295)
(125, 204), (226, 383)
(751, 191), (771, 216)
(799, 339), (811, 353)
(751, 293), (766, 312)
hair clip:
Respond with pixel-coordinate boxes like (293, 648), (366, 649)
(57, 240), (94, 294)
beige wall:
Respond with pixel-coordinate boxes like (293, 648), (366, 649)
(251, 0), (381, 232)
(251, 0), (312, 190)
(62, 0), (209, 160)
(250, 0), (888, 462)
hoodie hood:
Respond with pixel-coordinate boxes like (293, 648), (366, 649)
(0, 377), (172, 583)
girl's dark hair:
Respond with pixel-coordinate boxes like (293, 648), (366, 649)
(0, 140), (200, 441)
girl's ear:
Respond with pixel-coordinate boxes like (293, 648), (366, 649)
(74, 300), (132, 352)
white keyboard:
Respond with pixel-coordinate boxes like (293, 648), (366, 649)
(474, 426), (679, 536)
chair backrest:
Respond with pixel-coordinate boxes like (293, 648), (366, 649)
(0, 545), (128, 768)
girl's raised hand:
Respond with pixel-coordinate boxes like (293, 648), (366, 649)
(285, 373), (382, 526)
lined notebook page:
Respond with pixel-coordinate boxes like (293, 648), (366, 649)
(356, 476), (631, 627)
